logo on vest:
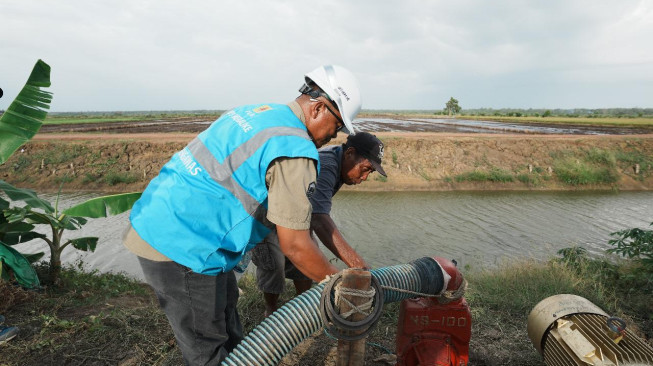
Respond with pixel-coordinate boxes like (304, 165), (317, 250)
(306, 182), (316, 198)
(253, 105), (272, 113)
(179, 148), (202, 176)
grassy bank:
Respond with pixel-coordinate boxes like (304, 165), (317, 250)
(2, 135), (652, 193)
(1, 253), (650, 366)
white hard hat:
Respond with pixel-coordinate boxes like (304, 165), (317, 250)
(303, 65), (362, 135)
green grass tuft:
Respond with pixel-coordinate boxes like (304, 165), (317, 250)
(454, 168), (514, 183)
(103, 171), (139, 185)
(585, 148), (616, 166)
(553, 158), (619, 185)
(516, 173), (539, 185)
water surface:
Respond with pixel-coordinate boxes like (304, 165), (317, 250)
(13, 191), (652, 280)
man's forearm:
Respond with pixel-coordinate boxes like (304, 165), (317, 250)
(277, 225), (338, 281)
(311, 213), (369, 269)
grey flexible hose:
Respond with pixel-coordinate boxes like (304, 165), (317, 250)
(222, 257), (445, 366)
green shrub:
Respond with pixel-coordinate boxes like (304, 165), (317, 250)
(12, 155), (32, 172)
(607, 222), (653, 282)
(488, 168), (513, 182)
(454, 170), (489, 182)
(54, 261), (148, 299)
(516, 173), (538, 185)
(553, 159), (619, 185)
(585, 148), (616, 166)
(615, 150), (653, 177)
(103, 172), (139, 186)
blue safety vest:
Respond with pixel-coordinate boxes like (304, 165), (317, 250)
(130, 104), (319, 275)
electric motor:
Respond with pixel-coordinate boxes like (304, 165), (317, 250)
(528, 294), (653, 366)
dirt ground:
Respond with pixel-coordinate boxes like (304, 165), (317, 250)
(1, 276), (517, 366)
(11, 130), (651, 194)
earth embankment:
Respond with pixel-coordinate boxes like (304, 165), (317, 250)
(1, 132), (652, 192)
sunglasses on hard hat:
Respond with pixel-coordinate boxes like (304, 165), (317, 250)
(300, 83), (345, 131)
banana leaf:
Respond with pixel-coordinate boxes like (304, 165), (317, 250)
(0, 220), (45, 245)
(0, 59), (52, 164)
(0, 180), (54, 212)
(0, 231), (45, 246)
(0, 241), (41, 288)
(23, 251), (45, 263)
(63, 192), (142, 218)
(69, 237), (98, 252)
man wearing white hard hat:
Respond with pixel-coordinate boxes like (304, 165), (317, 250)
(301, 64), (361, 136)
(123, 65), (363, 364)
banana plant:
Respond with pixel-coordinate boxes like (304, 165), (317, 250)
(0, 59), (53, 287)
(0, 60), (142, 286)
(1, 180), (141, 284)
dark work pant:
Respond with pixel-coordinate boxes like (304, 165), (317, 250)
(138, 257), (243, 366)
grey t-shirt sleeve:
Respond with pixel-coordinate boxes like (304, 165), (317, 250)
(310, 146), (343, 215)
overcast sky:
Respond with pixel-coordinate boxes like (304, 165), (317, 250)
(1, 1), (651, 112)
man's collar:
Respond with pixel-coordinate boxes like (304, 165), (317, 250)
(287, 101), (306, 124)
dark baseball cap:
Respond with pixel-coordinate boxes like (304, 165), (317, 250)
(345, 132), (387, 177)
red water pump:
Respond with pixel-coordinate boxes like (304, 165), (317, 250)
(395, 257), (472, 366)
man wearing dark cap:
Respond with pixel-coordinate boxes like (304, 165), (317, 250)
(252, 132), (387, 316)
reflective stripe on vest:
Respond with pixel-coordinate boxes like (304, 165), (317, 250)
(187, 125), (312, 224)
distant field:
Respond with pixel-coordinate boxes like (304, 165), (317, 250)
(460, 114), (653, 127)
(40, 110), (653, 128)
(360, 111), (653, 127)
(45, 116), (157, 124)
(44, 111), (223, 124)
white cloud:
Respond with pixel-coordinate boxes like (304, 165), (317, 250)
(0, 0), (650, 111)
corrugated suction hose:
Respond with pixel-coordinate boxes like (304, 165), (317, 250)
(222, 257), (448, 366)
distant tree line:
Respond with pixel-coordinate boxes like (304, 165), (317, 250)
(459, 108), (653, 118)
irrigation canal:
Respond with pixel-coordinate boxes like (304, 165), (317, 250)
(12, 190), (652, 281)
